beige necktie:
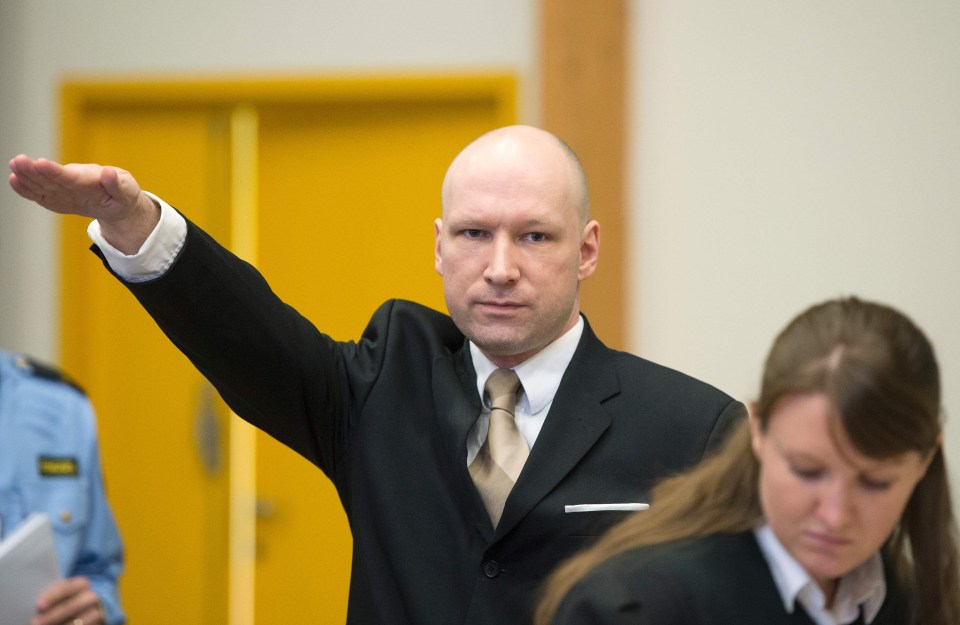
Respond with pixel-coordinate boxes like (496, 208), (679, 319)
(469, 368), (527, 527)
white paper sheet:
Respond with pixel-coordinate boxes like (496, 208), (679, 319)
(0, 512), (62, 625)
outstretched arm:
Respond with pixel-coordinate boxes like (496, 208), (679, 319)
(8, 155), (159, 255)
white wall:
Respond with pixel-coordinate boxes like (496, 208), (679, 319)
(630, 1), (960, 487)
(0, 0), (537, 360)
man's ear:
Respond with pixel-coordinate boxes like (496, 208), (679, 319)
(434, 218), (443, 276)
(577, 220), (600, 281)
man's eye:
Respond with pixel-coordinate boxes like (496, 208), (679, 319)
(524, 232), (548, 242)
(463, 229), (485, 239)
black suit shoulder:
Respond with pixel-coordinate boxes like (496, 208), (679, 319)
(555, 532), (915, 625)
(602, 339), (740, 419)
(573, 319), (746, 461)
(358, 298), (465, 360)
(554, 533), (813, 625)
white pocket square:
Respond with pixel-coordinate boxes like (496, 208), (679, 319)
(564, 503), (649, 513)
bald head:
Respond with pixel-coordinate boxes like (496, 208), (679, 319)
(441, 125), (590, 227)
(434, 125), (600, 366)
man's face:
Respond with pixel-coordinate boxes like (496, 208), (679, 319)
(434, 130), (598, 368)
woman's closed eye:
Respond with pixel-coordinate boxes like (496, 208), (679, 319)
(790, 465), (825, 481)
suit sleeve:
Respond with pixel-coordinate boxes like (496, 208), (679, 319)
(94, 216), (386, 479)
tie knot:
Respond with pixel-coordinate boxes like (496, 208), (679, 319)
(485, 368), (521, 414)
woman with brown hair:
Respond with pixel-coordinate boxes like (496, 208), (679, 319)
(537, 297), (959, 625)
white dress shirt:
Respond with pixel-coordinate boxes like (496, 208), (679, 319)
(754, 523), (886, 625)
(466, 318), (583, 465)
(87, 193), (186, 282)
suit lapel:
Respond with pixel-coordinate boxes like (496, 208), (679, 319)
(431, 342), (495, 539)
(494, 324), (619, 540)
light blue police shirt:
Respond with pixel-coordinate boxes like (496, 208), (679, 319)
(0, 351), (125, 624)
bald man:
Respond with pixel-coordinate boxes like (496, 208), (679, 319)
(9, 126), (744, 625)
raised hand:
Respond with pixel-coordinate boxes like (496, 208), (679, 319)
(9, 156), (141, 218)
(9, 155), (160, 254)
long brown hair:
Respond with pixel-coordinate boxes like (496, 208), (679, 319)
(536, 297), (959, 625)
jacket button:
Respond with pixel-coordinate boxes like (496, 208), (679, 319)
(482, 560), (501, 578)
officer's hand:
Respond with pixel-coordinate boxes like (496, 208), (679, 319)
(32, 576), (105, 625)
(9, 155), (160, 254)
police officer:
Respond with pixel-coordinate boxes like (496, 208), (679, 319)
(0, 350), (124, 625)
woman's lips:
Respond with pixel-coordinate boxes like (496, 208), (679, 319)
(804, 530), (852, 548)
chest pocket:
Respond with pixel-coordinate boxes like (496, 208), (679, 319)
(21, 474), (90, 534)
(562, 509), (633, 537)
(20, 473), (90, 575)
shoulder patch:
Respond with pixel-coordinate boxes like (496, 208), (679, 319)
(15, 355), (86, 395)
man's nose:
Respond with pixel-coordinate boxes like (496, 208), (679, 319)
(484, 236), (521, 284)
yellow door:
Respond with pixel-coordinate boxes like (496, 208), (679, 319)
(60, 102), (235, 624)
(59, 76), (514, 624)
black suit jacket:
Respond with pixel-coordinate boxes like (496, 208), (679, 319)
(552, 532), (913, 625)
(99, 218), (745, 625)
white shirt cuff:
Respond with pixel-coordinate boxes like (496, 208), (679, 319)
(86, 192), (187, 283)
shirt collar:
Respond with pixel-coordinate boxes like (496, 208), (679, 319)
(469, 316), (584, 414)
(753, 523), (886, 624)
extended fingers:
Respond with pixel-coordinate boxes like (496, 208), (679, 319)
(9, 156), (134, 218)
(10, 155), (64, 186)
(9, 156), (77, 211)
(8, 155), (53, 198)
